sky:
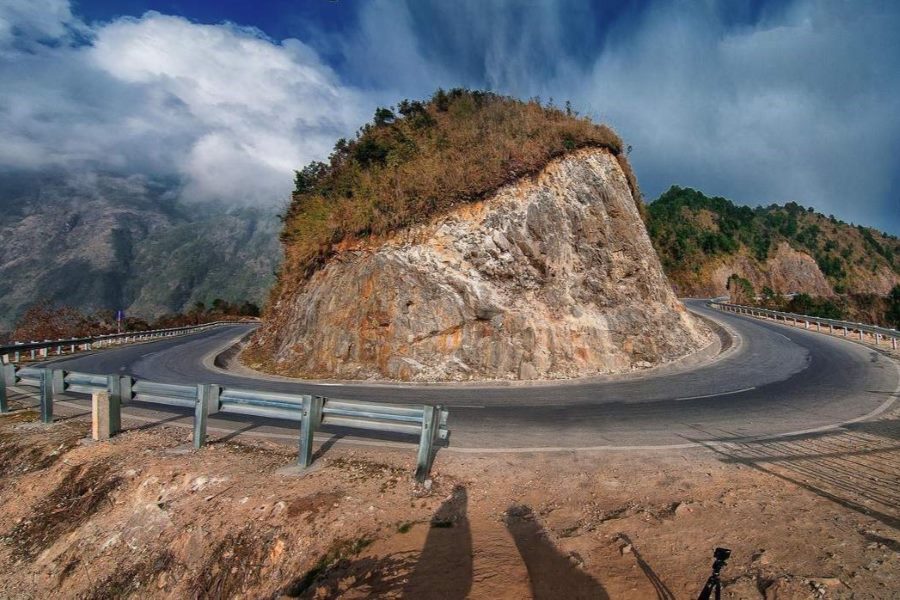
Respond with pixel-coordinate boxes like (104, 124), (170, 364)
(1, 0), (898, 232)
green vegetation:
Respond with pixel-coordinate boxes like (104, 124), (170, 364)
(726, 274), (755, 304)
(888, 284), (900, 327)
(279, 89), (638, 286)
(756, 288), (900, 327)
(647, 186), (900, 294)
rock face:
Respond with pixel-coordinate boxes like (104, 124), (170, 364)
(263, 148), (710, 381)
(707, 242), (835, 298)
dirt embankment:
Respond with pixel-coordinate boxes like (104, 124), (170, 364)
(0, 392), (897, 599)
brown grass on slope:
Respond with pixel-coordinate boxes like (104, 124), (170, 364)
(274, 89), (640, 299)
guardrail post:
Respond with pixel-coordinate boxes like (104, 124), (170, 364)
(39, 369), (53, 423)
(0, 364), (12, 413)
(105, 376), (122, 434)
(193, 384), (220, 449)
(415, 405), (442, 482)
(859, 329), (864, 341)
(92, 390), (119, 440)
(298, 395), (324, 468)
(893, 337), (897, 350)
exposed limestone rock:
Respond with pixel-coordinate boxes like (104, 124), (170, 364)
(261, 148), (710, 381)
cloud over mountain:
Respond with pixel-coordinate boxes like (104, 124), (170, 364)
(0, 0), (898, 232)
(0, 2), (367, 205)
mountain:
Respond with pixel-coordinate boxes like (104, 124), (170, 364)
(646, 186), (900, 298)
(248, 91), (710, 380)
(0, 172), (280, 332)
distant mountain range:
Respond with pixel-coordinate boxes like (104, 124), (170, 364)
(646, 186), (900, 298)
(0, 172), (280, 332)
(2, 172), (897, 335)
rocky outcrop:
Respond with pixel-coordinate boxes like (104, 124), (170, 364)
(258, 148), (710, 381)
(707, 242), (835, 298)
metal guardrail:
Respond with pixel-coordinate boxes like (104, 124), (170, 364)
(0, 321), (242, 364)
(709, 301), (899, 349)
(0, 364), (449, 481)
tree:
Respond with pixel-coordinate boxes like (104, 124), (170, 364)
(726, 274), (755, 304)
(293, 161), (327, 195)
(888, 284), (900, 328)
(373, 107), (396, 126)
(11, 304), (89, 341)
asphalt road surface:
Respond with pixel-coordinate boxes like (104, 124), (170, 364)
(36, 300), (899, 451)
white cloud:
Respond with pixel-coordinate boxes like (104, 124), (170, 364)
(0, 6), (368, 205)
(580, 0), (900, 229)
(0, 0), (79, 48)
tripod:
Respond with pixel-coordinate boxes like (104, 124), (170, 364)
(697, 547), (731, 600)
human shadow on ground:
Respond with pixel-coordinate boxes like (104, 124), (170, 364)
(504, 504), (609, 600)
(616, 533), (675, 600)
(402, 484), (473, 599)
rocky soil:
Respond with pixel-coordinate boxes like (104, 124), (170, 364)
(256, 149), (710, 381)
(0, 391), (897, 599)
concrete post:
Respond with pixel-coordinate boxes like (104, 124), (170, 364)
(415, 405), (442, 482)
(859, 329), (864, 341)
(193, 384), (220, 449)
(92, 390), (119, 441)
(39, 369), (53, 424)
(805, 321), (809, 329)
(298, 395), (324, 468)
(0, 364), (12, 413)
(843, 327), (848, 337)
(892, 337), (897, 350)
(875, 333), (880, 346)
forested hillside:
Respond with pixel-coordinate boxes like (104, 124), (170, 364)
(647, 186), (900, 298)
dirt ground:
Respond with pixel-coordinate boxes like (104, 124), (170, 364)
(0, 391), (897, 599)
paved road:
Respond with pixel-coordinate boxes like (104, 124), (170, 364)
(39, 301), (899, 450)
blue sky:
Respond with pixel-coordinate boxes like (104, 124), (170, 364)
(2, 0), (898, 232)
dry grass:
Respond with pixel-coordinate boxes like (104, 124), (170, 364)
(274, 89), (640, 300)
